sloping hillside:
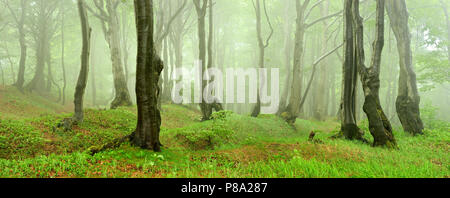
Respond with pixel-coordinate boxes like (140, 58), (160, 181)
(0, 86), (71, 119)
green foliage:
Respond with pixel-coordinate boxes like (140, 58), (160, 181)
(174, 118), (235, 150)
(0, 120), (44, 159)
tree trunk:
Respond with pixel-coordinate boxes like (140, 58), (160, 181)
(354, 0), (396, 147)
(386, 0), (424, 135)
(251, 0), (273, 117)
(194, 0), (212, 121)
(12, 0), (27, 91)
(61, 4), (67, 105)
(132, 0), (164, 152)
(277, 0), (293, 115)
(108, 12), (132, 109)
(313, 0), (330, 121)
(282, 0), (310, 124)
(73, 0), (91, 123)
(340, 0), (363, 140)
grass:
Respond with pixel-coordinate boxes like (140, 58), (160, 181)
(0, 86), (448, 178)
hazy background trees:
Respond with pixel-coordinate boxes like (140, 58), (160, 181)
(0, 0), (448, 133)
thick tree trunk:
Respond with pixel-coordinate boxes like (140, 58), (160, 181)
(386, 0), (424, 135)
(354, 0), (396, 147)
(26, 34), (47, 93)
(132, 0), (164, 152)
(73, 0), (91, 123)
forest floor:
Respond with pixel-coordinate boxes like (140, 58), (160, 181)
(0, 85), (448, 178)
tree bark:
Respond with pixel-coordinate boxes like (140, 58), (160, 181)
(282, 0), (310, 124)
(194, 0), (211, 121)
(5, 0), (28, 90)
(251, 0), (273, 117)
(87, 0), (132, 109)
(132, 0), (164, 152)
(354, 0), (396, 147)
(386, 0), (424, 135)
(73, 0), (91, 123)
(340, 0), (363, 140)
(61, 4), (67, 105)
(277, 0), (293, 115)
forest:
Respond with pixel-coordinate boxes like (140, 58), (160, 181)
(0, 0), (448, 179)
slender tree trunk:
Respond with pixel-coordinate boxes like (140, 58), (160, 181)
(386, 0), (424, 135)
(109, 12), (132, 109)
(61, 5), (67, 105)
(12, 0), (27, 91)
(73, 0), (91, 123)
(277, 1), (293, 115)
(251, 0), (273, 117)
(282, 0), (310, 124)
(313, 0), (330, 121)
(131, 0), (164, 152)
(194, 0), (211, 121)
(90, 33), (97, 107)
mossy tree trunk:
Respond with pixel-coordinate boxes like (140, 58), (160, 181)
(353, 0), (396, 147)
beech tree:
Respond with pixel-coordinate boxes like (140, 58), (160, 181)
(2, 0), (28, 90)
(251, 0), (273, 118)
(86, 0), (132, 109)
(386, 0), (424, 135)
(73, 0), (91, 123)
(131, 0), (164, 151)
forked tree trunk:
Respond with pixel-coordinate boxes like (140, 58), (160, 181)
(131, 0), (164, 152)
(340, 0), (363, 140)
(73, 0), (91, 123)
(354, 0), (396, 147)
(251, 0), (273, 118)
(386, 0), (424, 135)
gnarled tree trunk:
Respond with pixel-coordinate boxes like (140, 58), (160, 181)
(354, 0), (396, 147)
(386, 0), (424, 135)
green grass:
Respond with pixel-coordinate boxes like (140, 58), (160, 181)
(0, 87), (448, 178)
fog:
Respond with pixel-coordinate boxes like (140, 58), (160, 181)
(0, 0), (449, 127)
